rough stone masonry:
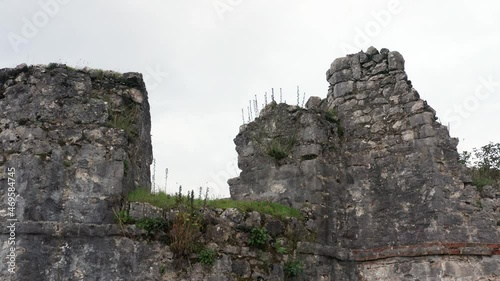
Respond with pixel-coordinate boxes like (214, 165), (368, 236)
(0, 48), (497, 280)
(229, 46), (499, 280)
(0, 64), (155, 280)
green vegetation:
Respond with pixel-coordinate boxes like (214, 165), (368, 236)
(266, 137), (295, 161)
(94, 69), (106, 80)
(460, 142), (500, 189)
(127, 188), (303, 220)
(337, 125), (345, 138)
(114, 209), (133, 224)
(107, 104), (139, 138)
(325, 108), (338, 123)
(284, 260), (304, 278)
(123, 160), (129, 175)
(126, 186), (306, 266)
(197, 248), (216, 266)
(159, 266), (166, 274)
(169, 211), (201, 258)
(135, 217), (169, 239)
(274, 239), (288, 254)
(248, 227), (270, 248)
(324, 108), (344, 137)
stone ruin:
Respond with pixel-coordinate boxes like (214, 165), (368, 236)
(229, 46), (499, 279)
(0, 48), (498, 280)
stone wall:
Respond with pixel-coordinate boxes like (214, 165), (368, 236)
(229, 47), (500, 279)
(0, 64), (152, 224)
(0, 49), (498, 280)
(0, 64), (153, 280)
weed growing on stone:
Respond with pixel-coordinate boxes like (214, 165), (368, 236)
(114, 209), (133, 224)
(123, 160), (129, 175)
(135, 217), (169, 240)
(197, 248), (216, 266)
(107, 104), (139, 138)
(127, 188), (303, 220)
(169, 212), (201, 258)
(266, 138), (294, 161)
(284, 260), (304, 278)
(274, 239), (288, 254)
(325, 108), (338, 123)
(248, 227), (270, 248)
(337, 125), (345, 138)
(159, 266), (166, 274)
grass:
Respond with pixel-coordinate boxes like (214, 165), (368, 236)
(106, 104), (139, 138)
(266, 138), (295, 161)
(325, 108), (338, 123)
(127, 188), (303, 220)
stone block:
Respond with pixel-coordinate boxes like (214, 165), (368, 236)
(388, 51), (405, 70)
(333, 81), (354, 98)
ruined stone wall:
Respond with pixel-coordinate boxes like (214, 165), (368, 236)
(0, 64), (153, 280)
(0, 49), (498, 280)
(0, 64), (152, 224)
(229, 47), (500, 279)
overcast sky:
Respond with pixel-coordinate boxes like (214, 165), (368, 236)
(1, 1), (499, 197)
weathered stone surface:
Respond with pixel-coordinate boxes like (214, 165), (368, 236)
(1, 49), (498, 280)
(388, 50), (405, 70)
(0, 64), (152, 224)
(305, 96), (322, 109)
(229, 47), (500, 280)
(0, 64), (153, 280)
(333, 80), (354, 97)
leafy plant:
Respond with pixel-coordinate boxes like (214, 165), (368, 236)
(136, 217), (169, 239)
(248, 227), (270, 248)
(460, 142), (500, 188)
(197, 248), (216, 266)
(274, 240), (288, 254)
(284, 260), (304, 278)
(115, 209), (133, 224)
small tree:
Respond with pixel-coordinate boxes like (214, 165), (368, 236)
(461, 142), (500, 188)
(473, 142), (500, 170)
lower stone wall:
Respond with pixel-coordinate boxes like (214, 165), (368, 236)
(2, 202), (497, 280)
(357, 255), (500, 281)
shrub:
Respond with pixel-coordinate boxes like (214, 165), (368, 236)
(460, 142), (500, 189)
(136, 217), (169, 239)
(169, 212), (201, 258)
(284, 260), (304, 278)
(248, 227), (270, 248)
(197, 248), (216, 266)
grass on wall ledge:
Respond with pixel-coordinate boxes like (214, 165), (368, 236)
(127, 188), (303, 220)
